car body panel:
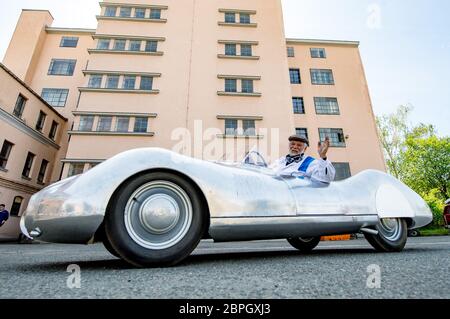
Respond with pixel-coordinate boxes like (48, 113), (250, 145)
(20, 148), (433, 244)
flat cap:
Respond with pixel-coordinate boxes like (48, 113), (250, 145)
(288, 135), (309, 146)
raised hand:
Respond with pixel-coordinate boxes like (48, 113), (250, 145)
(318, 136), (330, 159)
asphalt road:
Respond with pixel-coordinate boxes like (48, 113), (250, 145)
(0, 236), (449, 299)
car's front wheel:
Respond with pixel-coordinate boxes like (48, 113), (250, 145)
(364, 218), (408, 252)
(287, 236), (321, 252)
(105, 172), (207, 267)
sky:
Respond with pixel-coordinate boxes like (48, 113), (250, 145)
(0, 0), (449, 137)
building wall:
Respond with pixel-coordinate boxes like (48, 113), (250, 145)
(64, 0), (294, 176)
(1, 2), (386, 208)
(287, 40), (386, 174)
(0, 64), (66, 240)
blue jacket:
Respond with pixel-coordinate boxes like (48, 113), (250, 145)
(0, 210), (9, 224)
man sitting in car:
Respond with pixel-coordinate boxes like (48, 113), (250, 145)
(270, 135), (336, 183)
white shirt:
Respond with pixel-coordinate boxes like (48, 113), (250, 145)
(269, 154), (336, 183)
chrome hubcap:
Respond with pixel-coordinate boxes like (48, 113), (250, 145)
(377, 218), (402, 241)
(124, 181), (193, 250)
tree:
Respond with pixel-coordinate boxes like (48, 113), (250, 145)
(400, 133), (450, 201)
(376, 105), (411, 178)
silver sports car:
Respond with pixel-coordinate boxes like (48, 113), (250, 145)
(20, 148), (432, 267)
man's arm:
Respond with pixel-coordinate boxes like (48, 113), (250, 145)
(307, 159), (336, 183)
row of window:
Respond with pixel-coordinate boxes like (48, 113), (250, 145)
(224, 78), (255, 94)
(96, 38), (159, 53)
(287, 47), (327, 59)
(223, 12), (253, 24)
(87, 74), (154, 91)
(293, 97), (340, 115)
(224, 43), (253, 57)
(4, 196), (24, 217)
(68, 162), (98, 178)
(12, 94), (60, 140)
(77, 116), (149, 133)
(103, 6), (162, 20)
(224, 119), (257, 136)
(0, 140), (50, 183)
(296, 128), (347, 147)
(290, 68), (335, 85)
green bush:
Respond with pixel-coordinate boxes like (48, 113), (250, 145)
(422, 189), (445, 228)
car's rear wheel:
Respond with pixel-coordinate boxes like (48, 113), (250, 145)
(105, 172), (207, 267)
(364, 218), (408, 252)
(287, 236), (321, 252)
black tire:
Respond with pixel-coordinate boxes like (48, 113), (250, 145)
(287, 236), (321, 252)
(103, 237), (120, 258)
(364, 218), (408, 252)
(105, 172), (207, 267)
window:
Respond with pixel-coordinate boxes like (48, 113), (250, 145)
(241, 79), (254, 93)
(104, 6), (117, 17)
(295, 128), (309, 141)
(240, 44), (252, 56)
(311, 69), (334, 85)
(319, 128), (346, 147)
(243, 120), (256, 136)
(97, 116), (112, 132)
(22, 152), (35, 178)
(37, 159), (49, 184)
(41, 89), (69, 107)
(314, 97), (340, 115)
(129, 40), (141, 52)
(240, 13), (251, 24)
(60, 37), (79, 48)
(116, 117), (130, 132)
(311, 48), (326, 58)
(140, 77), (153, 90)
(106, 75), (119, 89)
(114, 39), (126, 51)
(225, 119), (238, 135)
(134, 117), (148, 133)
(225, 79), (237, 93)
(293, 97), (305, 114)
(135, 8), (146, 18)
(225, 12), (236, 23)
(145, 41), (158, 52)
(79, 116), (94, 132)
(97, 39), (110, 50)
(49, 121), (59, 140)
(225, 44), (237, 56)
(0, 140), (14, 169)
(287, 47), (295, 57)
(119, 7), (132, 17)
(333, 163), (352, 181)
(289, 69), (301, 84)
(88, 74), (103, 88)
(150, 9), (161, 19)
(10, 196), (23, 217)
(48, 59), (76, 76)
(123, 76), (136, 90)
(35, 111), (47, 132)
(68, 163), (85, 177)
(13, 94), (27, 118)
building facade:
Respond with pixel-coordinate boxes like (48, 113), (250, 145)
(0, 1), (386, 239)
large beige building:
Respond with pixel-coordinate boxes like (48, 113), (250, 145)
(0, 0), (385, 240)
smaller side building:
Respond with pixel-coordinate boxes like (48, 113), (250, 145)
(0, 63), (67, 241)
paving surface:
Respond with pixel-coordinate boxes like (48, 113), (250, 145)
(0, 236), (449, 299)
